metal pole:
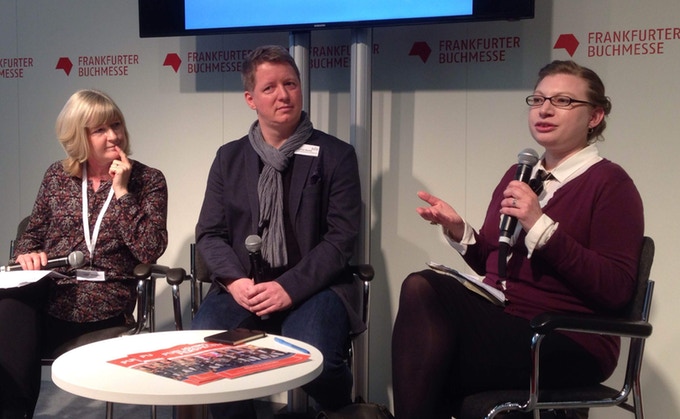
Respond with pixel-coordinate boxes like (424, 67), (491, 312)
(289, 31), (311, 114)
(350, 27), (373, 402)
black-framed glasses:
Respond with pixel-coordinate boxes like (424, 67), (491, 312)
(526, 95), (595, 108)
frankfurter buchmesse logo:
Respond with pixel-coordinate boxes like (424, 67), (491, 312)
(409, 37), (520, 64)
(55, 54), (139, 77)
(554, 28), (678, 57)
(164, 50), (251, 73)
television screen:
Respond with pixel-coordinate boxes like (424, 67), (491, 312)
(139, 0), (534, 38)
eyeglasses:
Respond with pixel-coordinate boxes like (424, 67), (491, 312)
(526, 95), (595, 108)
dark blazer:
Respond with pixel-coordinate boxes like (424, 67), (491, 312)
(195, 129), (365, 334)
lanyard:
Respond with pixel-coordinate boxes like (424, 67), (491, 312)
(81, 165), (114, 265)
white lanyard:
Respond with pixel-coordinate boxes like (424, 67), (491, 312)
(81, 165), (114, 264)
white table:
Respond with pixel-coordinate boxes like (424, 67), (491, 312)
(51, 330), (323, 406)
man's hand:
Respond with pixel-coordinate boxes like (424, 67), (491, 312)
(227, 278), (293, 316)
(247, 281), (293, 317)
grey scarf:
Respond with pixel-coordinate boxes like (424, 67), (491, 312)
(248, 112), (313, 268)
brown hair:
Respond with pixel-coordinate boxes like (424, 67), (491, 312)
(56, 89), (130, 177)
(536, 60), (611, 143)
(241, 45), (300, 92)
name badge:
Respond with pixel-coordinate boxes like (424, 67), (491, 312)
(76, 269), (106, 282)
(294, 144), (320, 157)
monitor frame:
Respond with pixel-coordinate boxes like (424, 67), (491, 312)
(138, 0), (534, 38)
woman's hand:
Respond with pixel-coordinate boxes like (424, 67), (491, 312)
(14, 251), (48, 271)
(500, 180), (543, 232)
(416, 191), (465, 241)
(109, 146), (132, 198)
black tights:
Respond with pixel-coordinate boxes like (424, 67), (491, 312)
(391, 270), (603, 419)
(0, 281), (126, 418)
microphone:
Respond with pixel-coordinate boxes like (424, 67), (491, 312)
(245, 235), (269, 320)
(1, 250), (85, 272)
(498, 148), (539, 278)
(245, 235), (265, 284)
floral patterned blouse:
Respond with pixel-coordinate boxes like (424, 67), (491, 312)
(14, 160), (168, 323)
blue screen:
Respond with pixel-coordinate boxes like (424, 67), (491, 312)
(185, 0), (474, 30)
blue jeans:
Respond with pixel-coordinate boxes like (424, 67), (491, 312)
(192, 287), (353, 418)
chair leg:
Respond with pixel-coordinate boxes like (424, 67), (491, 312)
(351, 331), (369, 403)
(632, 377), (644, 419)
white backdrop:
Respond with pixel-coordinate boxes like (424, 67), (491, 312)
(1, 1), (679, 417)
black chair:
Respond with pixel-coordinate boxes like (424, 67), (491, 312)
(174, 243), (374, 413)
(9, 217), (187, 419)
(453, 236), (655, 419)
(9, 218), (186, 361)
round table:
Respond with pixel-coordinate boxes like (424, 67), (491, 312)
(51, 330), (323, 406)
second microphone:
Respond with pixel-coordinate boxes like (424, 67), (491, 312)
(245, 234), (269, 320)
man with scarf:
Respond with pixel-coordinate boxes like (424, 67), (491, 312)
(191, 45), (363, 418)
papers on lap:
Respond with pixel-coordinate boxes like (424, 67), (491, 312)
(427, 261), (506, 307)
(108, 342), (310, 385)
(0, 270), (68, 289)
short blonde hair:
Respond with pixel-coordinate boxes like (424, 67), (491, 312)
(241, 45), (300, 92)
(56, 89), (131, 177)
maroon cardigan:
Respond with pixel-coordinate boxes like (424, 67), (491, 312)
(463, 159), (644, 379)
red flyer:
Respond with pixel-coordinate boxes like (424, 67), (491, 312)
(108, 342), (309, 385)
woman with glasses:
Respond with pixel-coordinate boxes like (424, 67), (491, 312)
(392, 60), (644, 419)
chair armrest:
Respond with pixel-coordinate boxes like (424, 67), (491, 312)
(133, 263), (171, 279)
(350, 264), (374, 282)
(132, 263), (188, 332)
(166, 267), (188, 286)
(530, 312), (653, 339)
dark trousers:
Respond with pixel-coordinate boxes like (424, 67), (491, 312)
(0, 280), (125, 418)
(392, 270), (603, 419)
(191, 287), (353, 418)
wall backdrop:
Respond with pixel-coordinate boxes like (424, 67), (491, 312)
(2, 1), (679, 417)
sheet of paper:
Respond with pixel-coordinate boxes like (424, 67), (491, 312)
(0, 270), (68, 289)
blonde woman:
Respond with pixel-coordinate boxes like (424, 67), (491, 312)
(1, 89), (167, 417)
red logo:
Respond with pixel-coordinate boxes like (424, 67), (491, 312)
(163, 53), (182, 72)
(553, 34), (580, 56)
(409, 42), (432, 63)
(55, 57), (73, 75)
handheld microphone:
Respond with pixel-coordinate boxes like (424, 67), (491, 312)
(245, 235), (269, 320)
(245, 235), (265, 284)
(1, 250), (85, 272)
(498, 148), (539, 278)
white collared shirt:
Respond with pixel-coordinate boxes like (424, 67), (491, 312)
(446, 144), (603, 257)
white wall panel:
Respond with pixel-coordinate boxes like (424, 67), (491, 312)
(1, 0), (679, 416)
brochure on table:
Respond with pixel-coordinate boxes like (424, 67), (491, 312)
(108, 341), (310, 385)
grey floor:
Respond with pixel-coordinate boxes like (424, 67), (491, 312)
(35, 367), (294, 419)
(35, 366), (173, 418)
